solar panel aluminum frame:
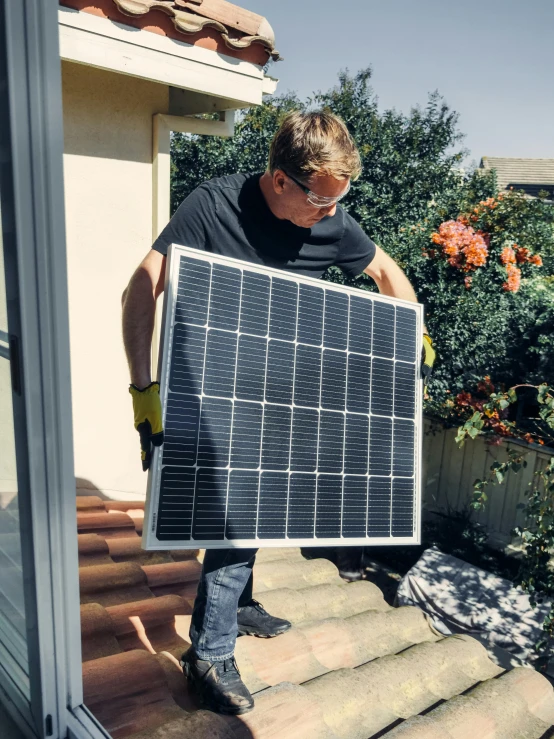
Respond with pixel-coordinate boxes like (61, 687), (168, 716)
(143, 244), (424, 550)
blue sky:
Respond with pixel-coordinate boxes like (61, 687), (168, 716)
(250, 0), (554, 168)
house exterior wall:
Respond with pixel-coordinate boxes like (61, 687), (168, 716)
(62, 61), (169, 499)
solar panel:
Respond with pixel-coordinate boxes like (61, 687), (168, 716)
(143, 244), (423, 550)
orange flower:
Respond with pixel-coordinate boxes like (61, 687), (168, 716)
(430, 220), (489, 272)
(502, 263), (521, 292)
(529, 254), (543, 266)
(479, 197), (497, 209)
(515, 246), (530, 263)
(464, 275), (472, 289)
(500, 246), (516, 265)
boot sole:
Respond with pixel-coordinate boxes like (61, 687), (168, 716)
(202, 699), (254, 715)
(237, 627), (291, 638)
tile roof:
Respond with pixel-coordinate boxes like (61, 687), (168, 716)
(76, 495), (554, 738)
(60, 0), (280, 65)
(480, 157), (554, 199)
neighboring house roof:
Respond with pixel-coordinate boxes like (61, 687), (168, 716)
(480, 157), (554, 199)
(76, 495), (554, 738)
(60, 0), (280, 66)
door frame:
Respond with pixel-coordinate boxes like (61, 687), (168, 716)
(0, 2), (100, 737)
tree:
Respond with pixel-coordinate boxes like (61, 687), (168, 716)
(171, 92), (303, 214)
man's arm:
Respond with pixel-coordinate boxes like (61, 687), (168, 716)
(122, 249), (166, 388)
(364, 245), (428, 333)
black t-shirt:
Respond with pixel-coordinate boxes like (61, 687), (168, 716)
(152, 173), (376, 278)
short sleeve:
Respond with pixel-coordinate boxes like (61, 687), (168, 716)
(334, 212), (376, 277)
(151, 182), (215, 256)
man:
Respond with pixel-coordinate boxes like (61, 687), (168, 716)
(122, 111), (435, 715)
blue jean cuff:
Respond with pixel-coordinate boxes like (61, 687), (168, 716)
(193, 648), (235, 662)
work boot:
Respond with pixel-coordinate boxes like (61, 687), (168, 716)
(180, 647), (254, 715)
(336, 546), (364, 582)
(237, 599), (292, 638)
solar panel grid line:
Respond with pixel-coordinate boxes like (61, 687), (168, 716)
(257, 275), (273, 538)
(187, 260), (213, 541)
(365, 299), (374, 537)
(338, 290), (350, 539)
(389, 303), (397, 538)
(284, 274), (300, 539)
(145, 245), (422, 549)
(311, 290), (324, 539)
(225, 265), (246, 540)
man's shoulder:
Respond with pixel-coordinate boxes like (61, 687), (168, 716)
(202, 172), (258, 194)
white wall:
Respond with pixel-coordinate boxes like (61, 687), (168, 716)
(62, 61), (169, 499)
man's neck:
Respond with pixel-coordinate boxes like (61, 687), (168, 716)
(258, 172), (288, 221)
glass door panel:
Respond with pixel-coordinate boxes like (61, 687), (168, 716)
(0, 196), (29, 680)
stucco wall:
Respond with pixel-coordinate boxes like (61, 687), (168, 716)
(62, 61), (169, 499)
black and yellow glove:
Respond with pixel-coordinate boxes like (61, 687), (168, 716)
(422, 334), (436, 395)
(129, 382), (164, 471)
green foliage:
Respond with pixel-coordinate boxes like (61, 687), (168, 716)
(311, 70), (466, 245)
(171, 92), (303, 213)
(398, 187), (553, 410)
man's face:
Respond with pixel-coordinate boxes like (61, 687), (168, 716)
(272, 170), (350, 228)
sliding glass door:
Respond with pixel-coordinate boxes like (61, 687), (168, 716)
(0, 3), (89, 737)
(0, 192), (30, 695)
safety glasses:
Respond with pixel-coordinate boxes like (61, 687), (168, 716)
(285, 171), (351, 208)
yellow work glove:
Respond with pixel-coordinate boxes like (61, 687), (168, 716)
(422, 334), (436, 395)
(129, 382), (164, 471)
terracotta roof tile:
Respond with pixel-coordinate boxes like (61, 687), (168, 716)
(77, 495), (108, 513)
(76, 498), (554, 738)
(80, 561), (153, 606)
(83, 650), (185, 738)
(78, 533), (113, 567)
(80, 602), (123, 661)
(77, 510), (138, 538)
(60, 0), (280, 65)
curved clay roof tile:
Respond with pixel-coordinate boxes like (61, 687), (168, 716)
(112, 0), (280, 60)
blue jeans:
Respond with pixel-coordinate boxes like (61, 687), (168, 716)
(189, 548), (258, 660)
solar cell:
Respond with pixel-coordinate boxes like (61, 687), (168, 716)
(144, 245), (423, 549)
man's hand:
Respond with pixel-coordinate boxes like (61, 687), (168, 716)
(129, 382), (164, 471)
(422, 334), (436, 396)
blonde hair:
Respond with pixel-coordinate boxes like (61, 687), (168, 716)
(268, 110), (362, 182)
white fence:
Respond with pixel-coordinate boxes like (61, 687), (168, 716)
(422, 416), (554, 549)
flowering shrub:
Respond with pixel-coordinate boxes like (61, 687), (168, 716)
(424, 195), (544, 298)
(393, 181), (554, 421)
(429, 219), (489, 271)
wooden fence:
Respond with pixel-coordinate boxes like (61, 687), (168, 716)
(421, 416), (554, 549)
